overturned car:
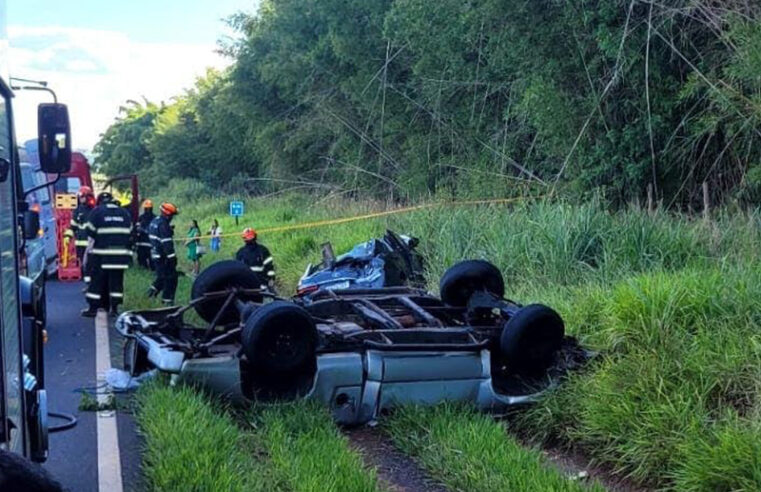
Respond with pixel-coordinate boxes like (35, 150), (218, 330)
(296, 230), (425, 297)
(117, 259), (586, 424)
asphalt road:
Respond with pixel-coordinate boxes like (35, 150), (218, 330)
(44, 280), (98, 491)
(43, 280), (141, 492)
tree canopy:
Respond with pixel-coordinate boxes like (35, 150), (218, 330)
(95, 0), (761, 208)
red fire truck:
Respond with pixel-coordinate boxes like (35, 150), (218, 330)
(48, 152), (93, 281)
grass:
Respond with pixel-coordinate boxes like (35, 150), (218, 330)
(134, 382), (280, 492)
(386, 404), (602, 491)
(124, 192), (761, 491)
(251, 401), (380, 491)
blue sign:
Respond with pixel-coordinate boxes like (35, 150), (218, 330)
(229, 201), (245, 217)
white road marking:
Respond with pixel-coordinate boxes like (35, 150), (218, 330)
(95, 310), (124, 492)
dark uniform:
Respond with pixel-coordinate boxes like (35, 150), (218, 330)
(69, 202), (94, 281)
(149, 215), (178, 305)
(235, 242), (275, 289)
(135, 209), (155, 269)
(84, 203), (132, 313)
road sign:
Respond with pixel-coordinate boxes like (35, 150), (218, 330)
(229, 201), (244, 225)
(229, 201), (245, 217)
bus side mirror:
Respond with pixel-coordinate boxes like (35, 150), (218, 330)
(22, 210), (41, 240)
(38, 103), (72, 174)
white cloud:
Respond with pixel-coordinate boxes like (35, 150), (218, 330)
(8, 25), (232, 151)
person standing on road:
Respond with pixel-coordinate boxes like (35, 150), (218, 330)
(135, 199), (155, 270)
(185, 219), (201, 276)
(81, 192), (133, 317)
(209, 219), (222, 253)
(235, 228), (275, 290)
(66, 186), (96, 282)
(148, 202), (179, 305)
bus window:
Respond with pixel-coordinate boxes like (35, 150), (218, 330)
(0, 91), (24, 454)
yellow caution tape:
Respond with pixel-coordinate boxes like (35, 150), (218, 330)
(174, 195), (542, 242)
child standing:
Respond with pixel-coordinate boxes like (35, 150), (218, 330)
(209, 219), (222, 253)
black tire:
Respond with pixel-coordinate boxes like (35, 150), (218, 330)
(500, 304), (565, 373)
(191, 260), (265, 324)
(241, 301), (318, 374)
(439, 260), (505, 307)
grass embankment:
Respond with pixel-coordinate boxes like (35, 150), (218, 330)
(125, 194), (761, 490)
(386, 405), (601, 491)
(135, 383), (380, 492)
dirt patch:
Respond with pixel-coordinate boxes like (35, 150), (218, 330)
(345, 426), (446, 492)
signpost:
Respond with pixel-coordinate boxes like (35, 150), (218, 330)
(229, 200), (245, 226)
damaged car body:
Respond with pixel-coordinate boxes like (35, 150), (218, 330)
(296, 230), (425, 297)
(117, 259), (587, 425)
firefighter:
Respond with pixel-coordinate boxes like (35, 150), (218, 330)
(235, 228), (275, 290)
(135, 199), (155, 270)
(66, 186), (96, 282)
(81, 192), (133, 317)
(147, 202), (179, 305)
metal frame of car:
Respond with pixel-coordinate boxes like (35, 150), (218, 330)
(117, 278), (584, 425)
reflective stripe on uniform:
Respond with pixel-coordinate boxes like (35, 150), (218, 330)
(109, 292), (124, 298)
(91, 249), (132, 256)
(267, 270), (276, 277)
(85, 222), (96, 231)
(160, 238), (173, 243)
(136, 242), (152, 247)
(102, 264), (129, 270)
(84, 276), (92, 283)
(86, 293), (101, 300)
(250, 266), (264, 272)
(166, 253), (176, 259)
(149, 235), (160, 241)
(75, 240), (89, 247)
(263, 256), (273, 265)
(96, 227), (132, 235)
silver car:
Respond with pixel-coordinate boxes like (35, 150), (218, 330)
(117, 259), (587, 424)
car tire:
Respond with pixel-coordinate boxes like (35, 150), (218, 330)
(241, 301), (318, 375)
(439, 260), (505, 307)
(191, 260), (265, 324)
(500, 304), (565, 373)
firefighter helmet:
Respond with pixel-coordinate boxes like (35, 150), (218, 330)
(78, 185), (93, 197)
(241, 228), (257, 241)
(160, 202), (178, 216)
(96, 192), (113, 205)
(143, 199), (153, 209)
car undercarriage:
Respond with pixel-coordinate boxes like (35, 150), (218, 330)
(117, 259), (589, 424)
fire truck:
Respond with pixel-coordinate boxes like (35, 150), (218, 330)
(47, 151), (94, 281)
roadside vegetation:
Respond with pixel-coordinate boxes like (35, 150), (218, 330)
(122, 192), (761, 491)
(386, 404), (602, 491)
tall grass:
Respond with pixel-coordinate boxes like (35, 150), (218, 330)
(134, 382), (280, 492)
(251, 402), (380, 492)
(126, 194), (761, 490)
(386, 404), (602, 491)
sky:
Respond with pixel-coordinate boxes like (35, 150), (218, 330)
(6, 0), (258, 152)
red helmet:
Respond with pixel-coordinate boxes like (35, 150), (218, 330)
(78, 186), (93, 197)
(160, 202), (178, 216)
(241, 228), (257, 242)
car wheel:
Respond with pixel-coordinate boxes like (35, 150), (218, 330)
(500, 304), (565, 373)
(191, 260), (265, 324)
(241, 301), (318, 375)
(439, 259), (505, 307)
